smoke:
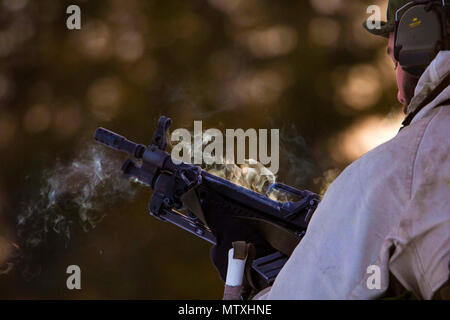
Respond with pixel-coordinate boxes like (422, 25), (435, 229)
(314, 168), (341, 196)
(277, 124), (316, 189)
(9, 143), (136, 280)
(169, 128), (278, 196)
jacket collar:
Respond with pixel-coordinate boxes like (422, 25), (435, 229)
(407, 51), (450, 124)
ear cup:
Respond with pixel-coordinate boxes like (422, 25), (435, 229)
(395, 4), (443, 76)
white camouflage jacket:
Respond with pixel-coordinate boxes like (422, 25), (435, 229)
(257, 51), (450, 300)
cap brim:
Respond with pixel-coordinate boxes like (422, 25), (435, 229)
(362, 21), (391, 38)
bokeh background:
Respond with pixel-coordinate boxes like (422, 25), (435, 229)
(0, 0), (401, 299)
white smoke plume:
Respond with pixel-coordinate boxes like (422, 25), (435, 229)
(11, 143), (136, 279)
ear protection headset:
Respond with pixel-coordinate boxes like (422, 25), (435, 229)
(394, 0), (450, 76)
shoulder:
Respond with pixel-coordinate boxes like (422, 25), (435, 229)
(403, 105), (449, 199)
(353, 106), (446, 203)
(316, 106), (445, 225)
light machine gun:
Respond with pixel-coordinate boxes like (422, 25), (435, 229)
(94, 116), (320, 289)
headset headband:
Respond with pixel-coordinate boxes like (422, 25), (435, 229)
(395, 0), (449, 26)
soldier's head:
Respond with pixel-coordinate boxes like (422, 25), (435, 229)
(364, 0), (450, 112)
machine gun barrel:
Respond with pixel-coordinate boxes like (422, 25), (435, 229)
(94, 128), (147, 159)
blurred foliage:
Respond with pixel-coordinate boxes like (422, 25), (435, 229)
(0, 0), (400, 298)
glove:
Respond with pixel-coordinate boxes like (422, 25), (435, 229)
(201, 195), (274, 282)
